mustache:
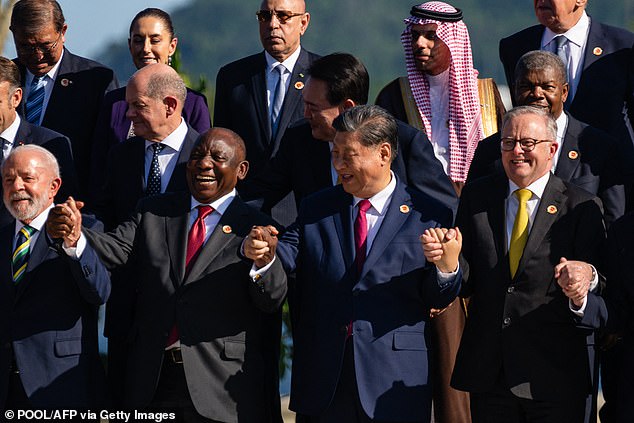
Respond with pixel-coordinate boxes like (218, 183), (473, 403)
(9, 193), (32, 202)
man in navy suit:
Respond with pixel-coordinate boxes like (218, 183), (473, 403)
(499, 0), (634, 156)
(245, 105), (461, 422)
(90, 63), (199, 408)
(10, 0), (118, 199)
(0, 145), (110, 411)
(214, 0), (319, 226)
(427, 106), (607, 422)
(469, 50), (625, 227)
(0, 56), (77, 229)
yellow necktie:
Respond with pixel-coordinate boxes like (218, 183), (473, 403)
(509, 189), (532, 278)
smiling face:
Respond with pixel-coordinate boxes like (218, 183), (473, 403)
(332, 130), (392, 198)
(2, 148), (60, 224)
(501, 113), (558, 188)
(128, 16), (177, 69)
(259, 0), (309, 62)
(410, 23), (451, 76)
(302, 78), (345, 142)
(515, 66), (568, 118)
(534, 0), (587, 33)
(186, 129), (249, 204)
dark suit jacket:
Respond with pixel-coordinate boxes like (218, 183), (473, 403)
(0, 119), (78, 228)
(89, 87), (210, 200)
(467, 113), (625, 226)
(241, 119), (458, 217)
(276, 181), (460, 421)
(15, 48), (118, 198)
(90, 125), (198, 341)
(499, 21), (634, 152)
(0, 216), (110, 409)
(451, 173), (607, 402)
(84, 192), (287, 422)
(214, 48), (319, 181)
(605, 212), (634, 421)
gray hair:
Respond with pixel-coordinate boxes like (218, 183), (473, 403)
(146, 71), (187, 104)
(2, 144), (60, 178)
(332, 105), (398, 161)
(502, 106), (557, 141)
(514, 50), (567, 84)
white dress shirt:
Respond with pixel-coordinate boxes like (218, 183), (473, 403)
(24, 49), (64, 126)
(427, 69), (451, 175)
(143, 118), (188, 192)
(13, 204), (54, 251)
(188, 189), (237, 245)
(552, 112), (568, 170)
(0, 114), (21, 158)
(541, 11), (590, 102)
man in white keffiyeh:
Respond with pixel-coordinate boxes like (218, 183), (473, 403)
(377, 2), (483, 188)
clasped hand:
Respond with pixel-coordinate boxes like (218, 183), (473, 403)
(46, 196), (84, 248)
(244, 225), (279, 268)
(420, 227), (462, 273)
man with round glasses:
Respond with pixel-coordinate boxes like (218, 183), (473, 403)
(214, 0), (319, 226)
(424, 105), (607, 422)
(9, 0), (118, 202)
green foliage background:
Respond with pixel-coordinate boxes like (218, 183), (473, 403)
(97, 0), (634, 114)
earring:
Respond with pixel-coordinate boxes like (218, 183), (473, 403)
(168, 56), (173, 66)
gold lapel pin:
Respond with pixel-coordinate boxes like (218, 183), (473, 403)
(400, 205), (410, 213)
(60, 78), (71, 87)
(547, 205), (557, 214)
(593, 47), (603, 56)
(568, 150), (579, 160)
(294, 81), (304, 90)
(222, 225), (232, 234)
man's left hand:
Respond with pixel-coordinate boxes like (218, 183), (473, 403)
(554, 257), (593, 307)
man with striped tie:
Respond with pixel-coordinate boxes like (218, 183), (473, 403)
(0, 144), (110, 411)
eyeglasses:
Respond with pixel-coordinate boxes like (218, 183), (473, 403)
(500, 138), (553, 152)
(256, 10), (305, 24)
(15, 32), (62, 55)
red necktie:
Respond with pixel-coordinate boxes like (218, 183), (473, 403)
(354, 199), (372, 274)
(349, 199), (371, 338)
(166, 205), (214, 347)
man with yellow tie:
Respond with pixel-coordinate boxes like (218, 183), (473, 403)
(422, 106), (607, 422)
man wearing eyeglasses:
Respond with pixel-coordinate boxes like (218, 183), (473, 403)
(468, 50), (625, 228)
(10, 0), (118, 202)
(214, 0), (319, 227)
(423, 105), (607, 422)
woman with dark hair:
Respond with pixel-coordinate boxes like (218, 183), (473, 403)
(90, 8), (210, 199)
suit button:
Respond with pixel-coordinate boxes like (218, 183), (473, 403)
(503, 317), (511, 326)
(507, 286), (515, 293)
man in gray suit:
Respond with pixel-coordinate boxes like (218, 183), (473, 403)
(48, 128), (287, 422)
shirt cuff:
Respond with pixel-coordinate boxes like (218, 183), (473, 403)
(569, 296), (588, 317)
(61, 233), (87, 259)
(249, 255), (276, 282)
(437, 264), (459, 287)
(588, 264), (598, 292)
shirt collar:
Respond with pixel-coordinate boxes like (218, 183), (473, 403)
(0, 114), (21, 145)
(353, 171), (397, 215)
(25, 48), (64, 86)
(265, 46), (301, 74)
(507, 171), (551, 201)
(542, 10), (589, 48)
(14, 203), (53, 237)
(190, 188), (237, 217)
(555, 112), (568, 142)
(144, 118), (187, 152)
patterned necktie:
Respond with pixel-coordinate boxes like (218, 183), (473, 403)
(270, 64), (286, 138)
(554, 36), (571, 109)
(12, 225), (35, 283)
(509, 189), (532, 278)
(25, 76), (45, 125)
(0, 137), (7, 163)
(146, 143), (166, 196)
(166, 205), (214, 347)
(354, 199), (372, 274)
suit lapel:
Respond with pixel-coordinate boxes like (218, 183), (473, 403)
(250, 53), (270, 145)
(333, 189), (355, 271)
(515, 175), (566, 278)
(13, 120), (32, 147)
(581, 20), (603, 73)
(0, 226), (15, 298)
(166, 126), (197, 192)
(15, 226), (56, 301)
(488, 174), (509, 267)
(554, 115), (580, 182)
(131, 138), (147, 198)
(165, 194), (191, 288)
(183, 197), (250, 285)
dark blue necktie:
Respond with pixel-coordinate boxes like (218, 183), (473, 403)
(25, 76), (45, 125)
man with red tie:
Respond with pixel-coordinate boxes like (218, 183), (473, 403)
(245, 105), (461, 422)
(47, 128), (287, 422)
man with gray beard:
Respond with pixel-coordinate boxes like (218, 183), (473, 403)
(0, 145), (110, 411)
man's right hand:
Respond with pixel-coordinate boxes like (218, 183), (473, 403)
(244, 225), (279, 268)
(46, 196), (84, 248)
(421, 227), (462, 273)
